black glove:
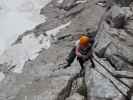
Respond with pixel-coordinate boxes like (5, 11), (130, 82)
(63, 63), (71, 69)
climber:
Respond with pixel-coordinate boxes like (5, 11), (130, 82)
(59, 35), (95, 74)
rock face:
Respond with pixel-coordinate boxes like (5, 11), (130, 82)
(0, 0), (133, 100)
(66, 93), (84, 100)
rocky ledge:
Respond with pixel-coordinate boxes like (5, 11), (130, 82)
(0, 0), (133, 100)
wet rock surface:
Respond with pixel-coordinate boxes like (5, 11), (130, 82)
(0, 0), (133, 100)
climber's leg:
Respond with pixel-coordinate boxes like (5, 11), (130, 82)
(78, 57), (85, 76)
(90, 58), (95, 68)
(78, 58), (84, 70)
(63, 47), (76, 68)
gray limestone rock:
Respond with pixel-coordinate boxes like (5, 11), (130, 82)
(0, 0), (133, 100)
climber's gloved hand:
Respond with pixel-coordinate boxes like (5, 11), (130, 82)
(58, 61), (70, 69)
(63, 65), (69, 69)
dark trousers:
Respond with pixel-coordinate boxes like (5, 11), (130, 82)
(66, 47), (76, 66)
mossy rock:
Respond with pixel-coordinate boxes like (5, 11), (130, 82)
(77, 79), (87, 98)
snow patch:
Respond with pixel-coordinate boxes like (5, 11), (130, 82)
(57, 0), (64, 4)
(2, 0), (52, 12)
(0, 72), (5, 82)
(0, 34), (50, 73)
(0, 0), (52, 55)
(76, 0), (87, 4)
(46, 21), (71, 36)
